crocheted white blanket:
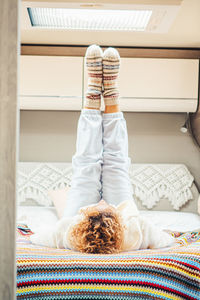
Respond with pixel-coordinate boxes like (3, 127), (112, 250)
(17, 163), (194, 210)
(129, 164), (194, 210)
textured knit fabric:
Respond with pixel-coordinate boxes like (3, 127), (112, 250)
(17, 226), (200, 300)
(62, 109), (133, 218)
(102, 47), (120, 106)
(84, 45), (103, 109)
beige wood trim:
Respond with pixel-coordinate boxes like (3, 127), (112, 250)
(21, 0), (183, 5)
(0, 0), (18, 298)
(21, 45), (200, 59)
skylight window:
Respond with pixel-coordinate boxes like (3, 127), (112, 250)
(27, 7), (152, 31)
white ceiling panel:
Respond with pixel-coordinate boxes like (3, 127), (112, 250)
(20, 0), (200, 47)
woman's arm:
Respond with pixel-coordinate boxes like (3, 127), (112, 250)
(30, 217), (73, 249)
(139, 216), (175, 249)
(30, 226), (57, 248)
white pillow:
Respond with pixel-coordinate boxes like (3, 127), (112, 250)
(48, 187), (70, 219)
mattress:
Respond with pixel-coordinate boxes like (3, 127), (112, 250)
(16, 222), (200, 299)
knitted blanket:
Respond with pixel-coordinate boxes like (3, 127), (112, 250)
(16, 225), (200, 300)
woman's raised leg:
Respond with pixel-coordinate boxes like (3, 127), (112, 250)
(63, 109), (103, 217)
(102, 111), (134, 205)
(101, 48), (134, 206)
(63, 45), (103, 217)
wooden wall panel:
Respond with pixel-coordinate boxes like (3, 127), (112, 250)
(0, 0), (18, 298)
(21, 44), (200, 59)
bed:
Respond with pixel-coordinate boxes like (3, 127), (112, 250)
(16, 163), (200, 299)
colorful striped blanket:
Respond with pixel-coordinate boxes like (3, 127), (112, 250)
(17, 225), (200, 300)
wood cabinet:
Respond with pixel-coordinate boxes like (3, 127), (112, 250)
(21, 56), (199, 112)
(20, 56), (83, 110)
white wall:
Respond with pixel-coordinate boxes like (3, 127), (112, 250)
(20, 110), (200, 191)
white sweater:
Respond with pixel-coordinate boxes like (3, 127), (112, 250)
(30, 200), (175, 251)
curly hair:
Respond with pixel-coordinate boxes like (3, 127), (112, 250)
(69, 208), (124, 254)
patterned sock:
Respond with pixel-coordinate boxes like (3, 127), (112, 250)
(84, 44), (103, 109)
(102, 47), (120, 106)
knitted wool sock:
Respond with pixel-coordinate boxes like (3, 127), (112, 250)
(84, 44), (103, 110)
(102, 47), (120, 106)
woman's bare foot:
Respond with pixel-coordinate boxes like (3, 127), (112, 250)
(104, 104), (120, 113)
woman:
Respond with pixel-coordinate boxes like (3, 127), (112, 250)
(31, 45), (174, 253)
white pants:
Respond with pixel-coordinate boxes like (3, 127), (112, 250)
(63, 109), (134, 217)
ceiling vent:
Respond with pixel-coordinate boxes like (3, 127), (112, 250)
(25, 2), (181, 33)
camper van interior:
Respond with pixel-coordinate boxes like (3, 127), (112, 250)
(0, 0), (200, 299)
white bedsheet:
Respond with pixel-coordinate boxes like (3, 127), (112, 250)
(141, 210), (200, 231)
(17, 206), (58, 232)
(17, 206), (200, 233)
